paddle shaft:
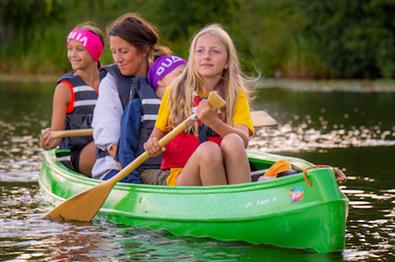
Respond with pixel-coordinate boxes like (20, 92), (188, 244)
(43, 115), (197, 222)
(51, 129), (93, 139)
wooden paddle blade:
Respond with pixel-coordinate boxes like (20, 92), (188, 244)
(251, 110), (277, 128)
(51, 129), (93, 139)
(43, 181), (113, 221)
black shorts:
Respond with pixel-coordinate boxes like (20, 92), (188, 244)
(60, 148), (82, 172)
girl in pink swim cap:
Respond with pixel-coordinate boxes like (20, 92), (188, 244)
(40, 23), (106, 177)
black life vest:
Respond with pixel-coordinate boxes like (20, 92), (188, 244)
(58, 70), (106, 150)
(118, 77), (162, 172)
(97, 65), (161, 182)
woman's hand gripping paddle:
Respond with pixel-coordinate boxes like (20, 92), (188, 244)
(43, 92), (226, 222)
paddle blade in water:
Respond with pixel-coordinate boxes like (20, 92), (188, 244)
(43, 181), (113, 221)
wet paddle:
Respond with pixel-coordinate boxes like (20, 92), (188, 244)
(49, 110), (276, 140)
(43, 92), (226, 222)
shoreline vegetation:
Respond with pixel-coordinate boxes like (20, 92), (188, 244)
(1, 1), (394, 81)
(1, 73), (394, 92)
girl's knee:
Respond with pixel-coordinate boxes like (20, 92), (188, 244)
(221, 133), (245, 152)
(197, 142), (222, 164)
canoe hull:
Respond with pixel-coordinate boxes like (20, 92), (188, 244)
(39, 150), (348, 253)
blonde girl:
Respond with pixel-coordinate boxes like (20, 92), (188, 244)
(144, 24), (254, 186)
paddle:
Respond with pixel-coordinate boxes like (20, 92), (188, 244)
(251, 110), (277, 128)
(51, 128), (93, 139)
(43, 92), (226, 222)
(49, 110), (276, 140)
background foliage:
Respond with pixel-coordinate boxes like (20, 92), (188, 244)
(0, 0), (394, 78)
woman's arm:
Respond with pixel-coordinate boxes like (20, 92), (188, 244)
(92, 74), (124, 153)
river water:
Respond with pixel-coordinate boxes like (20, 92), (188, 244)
(0, 81), (394, 261)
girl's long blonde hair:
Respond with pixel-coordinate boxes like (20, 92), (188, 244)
(168, 24), (251, 130)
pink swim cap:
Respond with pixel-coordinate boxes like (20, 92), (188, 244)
(66, 28), (104, 62)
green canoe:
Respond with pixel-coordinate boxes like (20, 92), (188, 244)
(39, 149), (348, 253)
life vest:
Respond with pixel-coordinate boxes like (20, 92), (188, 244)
(104, 64), (133, 110)
(58, 70), (106, 150)
(118, 77), (162, 174)
(161, 95), (222, 170)
(96, 64), (162, 183)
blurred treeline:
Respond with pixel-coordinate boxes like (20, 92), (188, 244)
(0, 0), (394, 79)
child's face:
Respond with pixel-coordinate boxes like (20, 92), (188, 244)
(194, 33), (228, 79)
(156, 64), (186, 98)
(67, 40), (93, 70)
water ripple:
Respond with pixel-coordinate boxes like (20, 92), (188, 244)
(250, 123), (395, 152)
(341, 185), (395, 261)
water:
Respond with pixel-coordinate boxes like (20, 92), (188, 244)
(0, 81), (394, 261)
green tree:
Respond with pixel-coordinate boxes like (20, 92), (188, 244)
(300, 0), (395, 78)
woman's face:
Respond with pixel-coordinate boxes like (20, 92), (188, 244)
(67, 40), (94, 71)
(194, 33), (228, 80)
(110, 36), (148, 77)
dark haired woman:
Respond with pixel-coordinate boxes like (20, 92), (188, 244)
(92, 13), (171, 183)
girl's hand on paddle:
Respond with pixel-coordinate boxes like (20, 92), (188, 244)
(197, 99), (218, 127)
(40, 128), (61, 150)
(144, 137), (164, 156)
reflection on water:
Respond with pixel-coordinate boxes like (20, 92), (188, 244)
(0, 130), (41, 181)
(250, 120), (395, 153)
(0, 82), (394, 261)
(342, 186), (395, 260)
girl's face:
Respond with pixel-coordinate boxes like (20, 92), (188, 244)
(194, 33), (228, 79)
(156, 64), (185, 98)
(67, 40), (94, 70)
(110, 36), (148, 77)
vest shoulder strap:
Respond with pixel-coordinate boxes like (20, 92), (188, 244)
(57, 72), (85, 87)
(104, 64), (134, 110)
